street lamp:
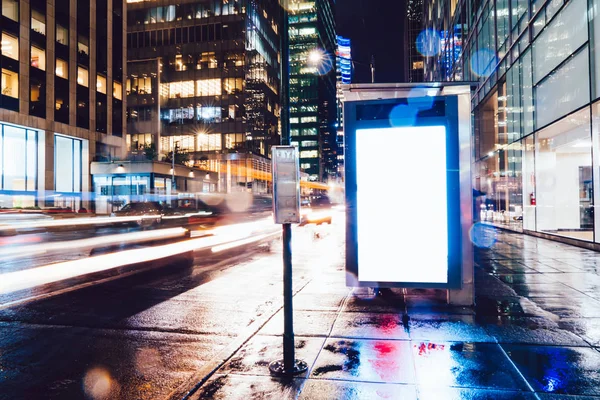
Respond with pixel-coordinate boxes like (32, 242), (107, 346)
(308, 49), (323, 65)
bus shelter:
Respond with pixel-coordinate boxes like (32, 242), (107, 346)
(342, 83), (475, 306)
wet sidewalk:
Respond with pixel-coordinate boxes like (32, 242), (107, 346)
(188, 229), (600, 399)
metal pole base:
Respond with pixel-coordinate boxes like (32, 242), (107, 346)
(268, 359), (308, 376)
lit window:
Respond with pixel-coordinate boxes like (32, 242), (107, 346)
(196, 78), (222, 96)
(56, 24), (68, 45)
(55, 58), (68, 79)
(77, 66), (89, 87)
(223, 77), (243, 94)
(300, 150), (318, 158)
(300, 163), (311, 169)
(196, 133), (222, 151)
(31, 46), (46, 70)
(301, 116), (317, 123)
(301, 140), (318, 147)
(113, 81), (122, 100)
(290, 117), (299, 124)
(77, 37), (89, 56)
(96, 74), (107, 94)
(2, 0), (18, 21)
(1, 68), (18, 98)
(1, 32), (18, 60)
(31, 9), (46, 35)
(168, 80), (194, 98)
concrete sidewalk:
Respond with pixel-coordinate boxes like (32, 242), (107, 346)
(186, 229), (600, 399)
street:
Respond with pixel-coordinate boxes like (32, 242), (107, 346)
(0, 211), (343, 399)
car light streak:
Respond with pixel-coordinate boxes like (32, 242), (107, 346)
(0, 228), (188, 258)
(210, 231), (280, 253)
(0, 222), (281, 295)
(0, 215), (162, 232)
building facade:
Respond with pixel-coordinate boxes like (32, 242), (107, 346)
(335, 35), (350, 179)
(424, 0), (600, 246)
(0, 0), (126, 210)
(407, 0), (425, 82)
(125, 0), (280, 195)
(288, 0), (337, 183)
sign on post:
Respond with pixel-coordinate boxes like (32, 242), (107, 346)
(272, 146), (300, 224)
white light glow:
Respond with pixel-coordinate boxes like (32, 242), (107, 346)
(356, 126), (448, 283)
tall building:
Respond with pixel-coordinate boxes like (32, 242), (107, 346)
(0, 0), (126, 210)
(288, 0), (337, 183)
(125, 0), (281, 195)
(335, 35), (351, 179)
(424, 0), (600, 247)
(407, 0), (424, 82)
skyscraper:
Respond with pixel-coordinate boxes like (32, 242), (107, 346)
(288, 0), (337, 183)
(0, 0), (126, 210)
(335, 35), (351, 179)
(125, 0), (281, 194)
(407, 0), (424, 82)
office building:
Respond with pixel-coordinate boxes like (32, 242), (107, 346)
(0, 0), (126, 210)
(288, 0), (337, 183)
(125, 0), (281, 195)
(424, 0), (600, 247)
(407, 0), (424, 82)
(335, 35), (351, 179)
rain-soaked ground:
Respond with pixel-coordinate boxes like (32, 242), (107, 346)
(190, 225), (600, 400)
(2, 216), (600, 399)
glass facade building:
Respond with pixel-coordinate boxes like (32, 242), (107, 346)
(408, 0), (425, 82)
(424, 0), (600, 245)
(288, 0), (337, 183)
(0, 0), (126, 210)
(125, 0), (280, 194)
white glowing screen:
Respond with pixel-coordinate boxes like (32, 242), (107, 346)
(356, 126), (448, 283)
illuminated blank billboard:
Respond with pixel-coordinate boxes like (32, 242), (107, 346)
(344, 95), (463, 289)
(356, 126), (448, 284)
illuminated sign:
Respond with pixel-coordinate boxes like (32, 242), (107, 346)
(272, 146), (300, 224)
(344, 93), (465, 289)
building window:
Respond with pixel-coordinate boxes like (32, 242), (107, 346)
(97, 74), (107, 94)
(223, 77), (243, 94)
(1, 32), (18, 60)
(1, 69), (18, 98)
(168, 80), (194, 98)
(301, 128), (317, 135)
(196, 78), (222, 96)
(31, 9), (46, 35)
(127, 76), (152, 95)
(31, 46), (46, 70)
(56, 24), (68, 45)
(196, 133), (222, 151)
(78, 37), (89, 56)
(300, 150), (319, 158)
(55, 135), (82, 193)
(56, 58), (68, 79)
(77, 66), (89, 87)
(301, 116), (317, 123)
(301, 140), (318, 147)
(2, 0), (18, 21)
(225, 134), (243, 149)
(113, 81), (122, 100)
(2, 125), (37, 191)
(197, 106), (221, 122)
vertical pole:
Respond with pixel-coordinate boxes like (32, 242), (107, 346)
(280, 0), (295, 374)
(172, 139), (175, 191)
(370, 55), (375, 83)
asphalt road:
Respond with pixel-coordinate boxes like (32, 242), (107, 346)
(0, 215), (343, 400)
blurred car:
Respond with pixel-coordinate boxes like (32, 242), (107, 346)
(299, 195), (333, 226)
(111, 201), (163, 228)
(161, 198), (222, 228)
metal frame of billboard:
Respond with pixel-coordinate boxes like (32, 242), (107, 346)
(343, 83), (473, 293)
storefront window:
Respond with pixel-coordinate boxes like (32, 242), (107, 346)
(55, 135), (82, 193)
(591, 101), (600, 242)
(2, 125), (37, 191)
(535, 108), (593, 241)
(522, 135), (536, 231)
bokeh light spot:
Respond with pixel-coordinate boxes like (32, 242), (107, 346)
(83, 367), (113, 399)
(469, 222), (497, 248)
(416, 29), (442, 57)
(470, 49), (497, 78)
(307, 48), (334, 76)
(388, 104), (418, 127)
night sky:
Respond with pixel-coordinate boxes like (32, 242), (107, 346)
(336, 0), (408, 83)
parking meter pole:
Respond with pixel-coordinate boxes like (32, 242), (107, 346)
(282, 223), (294, 372)
(268, 0), (307, 377)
